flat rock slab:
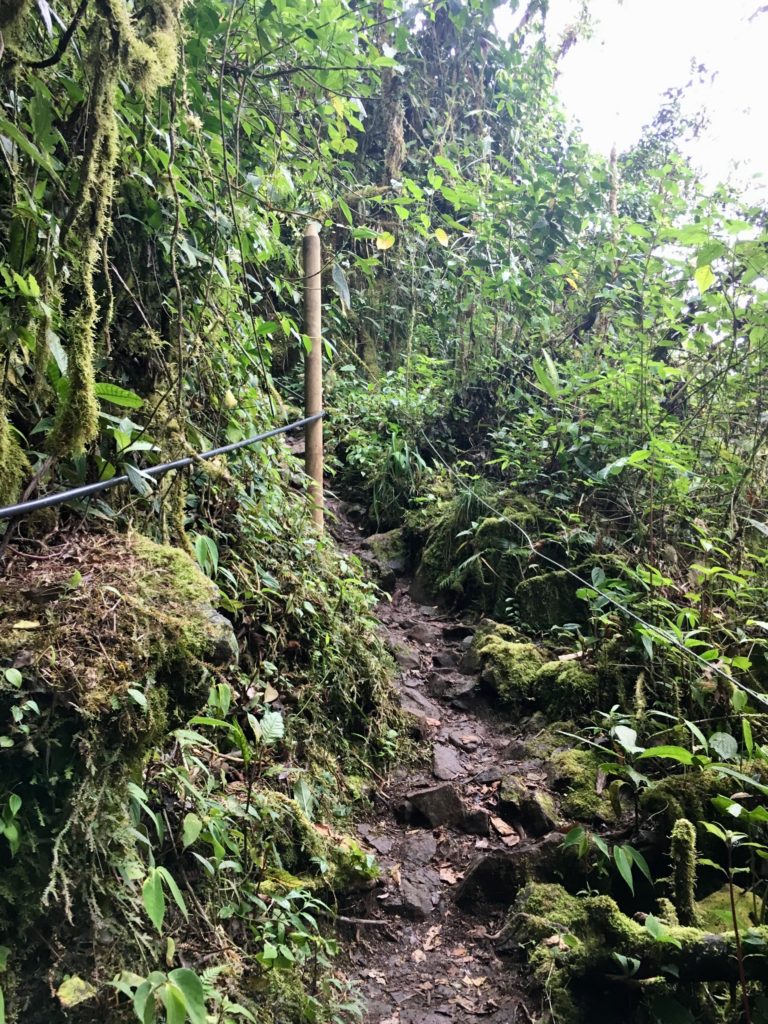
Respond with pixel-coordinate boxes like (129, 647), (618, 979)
(401, 832), (437, 865)
(407, 783), (465, 827)
(407, 622), (436, 645)
(356, 825), (395, 856)
(393, 643), (421, 670)
(433, 742), (464, 780)
(387, 865), (441, 919)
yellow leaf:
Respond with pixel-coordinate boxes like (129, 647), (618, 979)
(434, 227), (449, 247)
(58, 976), (98, 1008)
(331, 96), (345, 118)
(376, 231), (395, 251)
(565, 277), (578, 290)
(12, 620), (40, 630)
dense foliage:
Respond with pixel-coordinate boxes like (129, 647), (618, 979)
(2, 0), (768, 1021)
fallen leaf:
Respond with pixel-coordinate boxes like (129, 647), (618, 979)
(390, 863), (402, 886)
(412, 948), (426, 963)
(12, 620), (40, 630)
(263, 682), (279, 703)
(450, 995), (476, 1011)
(439, 866), (460, 884)
(502, 833), (521, 847)
(57, 976), (97, 1007)
(423, 924), (442, 950)
(491, 815), (516, 837)
(462, 975), (488, 988)
(558, 650), (583, 662)
(475, 838), (489, 849)
(542, 934), (569, 951)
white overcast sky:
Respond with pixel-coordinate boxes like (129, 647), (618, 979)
(496, 0), (768, 195)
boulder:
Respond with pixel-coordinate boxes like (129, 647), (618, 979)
(498, 776), (558, 837)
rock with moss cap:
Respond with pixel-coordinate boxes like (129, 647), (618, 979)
(476, 633), (544, 707)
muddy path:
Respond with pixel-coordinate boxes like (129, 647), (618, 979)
(328, 502), (557, 1024)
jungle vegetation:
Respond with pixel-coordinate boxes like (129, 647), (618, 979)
(1, 0), (768, 1021)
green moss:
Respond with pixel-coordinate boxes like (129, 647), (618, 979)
(640, 771), (723, 834)
(655, 897), (679, 926)
(514, 554), (632, 633)
(534, 661), (599, 719)
(670, 818), (698, 927)
(548, 748), (616, 823)
(0, 406), (29, 505)
(476, 635), (544, 706)
(254, 791), (378, 894)
(365, 527), (406, 568)
(695, 883), (754, 933)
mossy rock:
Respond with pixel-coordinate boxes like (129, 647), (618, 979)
(548, 748), (616, 824)
(533, 661), (599, 719)
(476, 634), (544, 706)
(513, 555), (632, 633)
(639, 771), (725, 835)
(498, 776), (559, 836)
(695, 883), (754, 933)
(474, 629), (611, 723)
(364, 527), (407, 571)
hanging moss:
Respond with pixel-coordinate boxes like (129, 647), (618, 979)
(48, 0), (181, 456)
(0, 405), (29, 504)
(48, 22), (118, 454)
(105, 0), (182, 96)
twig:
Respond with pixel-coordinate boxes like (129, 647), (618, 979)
(25, 0), (88, 68)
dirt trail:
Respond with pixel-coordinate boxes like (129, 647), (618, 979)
(329, 503), (549, 1024)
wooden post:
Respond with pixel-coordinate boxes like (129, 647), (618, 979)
(303, 221), (324, 530)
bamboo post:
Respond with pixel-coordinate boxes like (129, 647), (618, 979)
(303, 221), (324, 530)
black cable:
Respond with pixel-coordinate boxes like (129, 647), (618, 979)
(0, 413), (323, 522)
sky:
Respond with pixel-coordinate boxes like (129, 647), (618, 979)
(496, 0), (768, 194)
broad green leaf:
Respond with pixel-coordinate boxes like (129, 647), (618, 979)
(3, 669), (22, 688)
(167, 970), (206, 1024)
(182, 813), (203, 849)
(293, 778), (314, 819)
(613, 845), (634, 893)
(331, 263), (351, 313)
(0, 115), (61, 181)
(160, 983), (186, 1024)
(612, 725), (643, 754)
(157, 868), (188, 921)
(94, 382), (144, 409)
(637, 745), (694, 765)
(625, 845), (652, 884)
(127, 688), (148, 708)
(260, 710), (284, 744)
(143, 868), (166, 933)
(743, 718), (754, 757)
